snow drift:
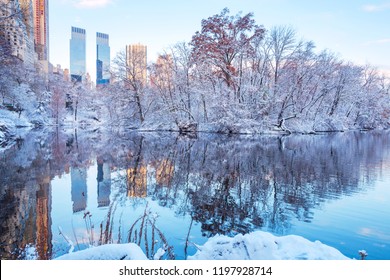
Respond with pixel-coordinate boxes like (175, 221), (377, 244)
(55, 231), (349, 260)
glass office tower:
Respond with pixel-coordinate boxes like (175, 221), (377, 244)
(70, 26), (86, 82)
(96, 32), (110, 86)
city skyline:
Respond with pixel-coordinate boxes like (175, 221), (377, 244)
(49, 0), (390, 82)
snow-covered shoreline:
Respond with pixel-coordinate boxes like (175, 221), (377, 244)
(1, 102), (386, 151)
(0, 110), (32, 150)
(55, 231), (350, 260)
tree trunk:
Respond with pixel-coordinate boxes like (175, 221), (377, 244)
(135, 92), (144, 123)
(74, 100), (78, 121)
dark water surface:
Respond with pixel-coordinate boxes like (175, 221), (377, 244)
(1, 129), (389, 260)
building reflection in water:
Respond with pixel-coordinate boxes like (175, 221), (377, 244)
(17, 175), (53, 260)
(35, 178), (52, 260)
(97, 158), (111, 207)
(71, 167), (87, 212)
(155, 159), (175, 187)
(127, 166), (147, 197)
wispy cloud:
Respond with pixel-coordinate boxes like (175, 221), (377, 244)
(358, 228), (390, 240)
(375, 38), (390, 44)
(72, 0), (114, 9)
(362, 2), (390, 12)
(363, 38), (390, 45)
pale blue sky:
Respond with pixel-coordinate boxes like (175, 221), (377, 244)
(49, 0), (390, 81)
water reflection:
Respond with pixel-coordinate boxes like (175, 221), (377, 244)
(1, 129), (390, 259)
(97, 159), (111, 207)
(71, 167), (87, 213)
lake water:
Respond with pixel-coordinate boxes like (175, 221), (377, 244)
(1, 129), (389, 260)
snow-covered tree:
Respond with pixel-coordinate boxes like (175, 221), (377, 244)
(190, 8), (265, 102)
(111, 49), (147, 125)
(149, 42), (198, 129)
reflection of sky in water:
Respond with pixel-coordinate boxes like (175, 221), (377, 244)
(287, 172), (390, 260)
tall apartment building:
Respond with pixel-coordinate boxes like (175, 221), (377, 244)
(32, 0), (48, 61)
(18, 0), (36, 65)
(0, 0), (35, 65)
(125, 43), (147, 86)
(70, 26), (86, 82)
(96, 32), (110, 86)
(0, 0), (49, 70)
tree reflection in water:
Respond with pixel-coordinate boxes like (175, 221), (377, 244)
(1, 129), (389, 259)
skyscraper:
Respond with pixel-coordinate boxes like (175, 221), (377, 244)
(70, 26), (86, 82)
(126, 43), (147, 86)
(32, 0), (49, 61)
(96, 32), (110, 86)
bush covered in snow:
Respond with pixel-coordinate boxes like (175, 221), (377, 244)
(54, 230), (350, 260)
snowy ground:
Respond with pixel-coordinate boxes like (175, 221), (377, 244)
(55, 230), (350, 260)
(0, 109), (32, 150)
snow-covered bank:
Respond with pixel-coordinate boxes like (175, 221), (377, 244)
(188, 231), (350, 260)
(138, 114), (387, 136)
(54, 231), (350, 260)
(0, 109), (32, 150)
(55, 243), (148, 260)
